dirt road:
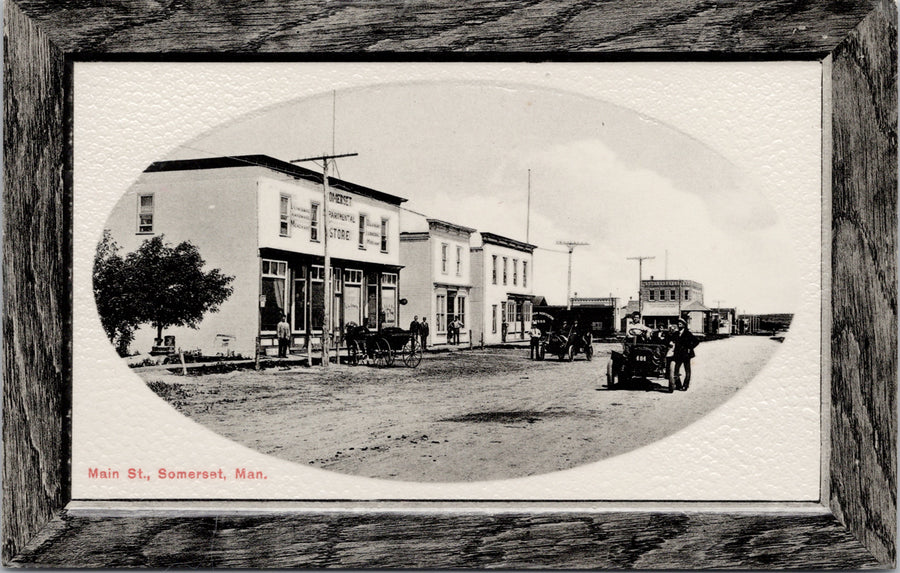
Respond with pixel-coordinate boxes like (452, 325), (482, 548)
(143, 336), (782, 482)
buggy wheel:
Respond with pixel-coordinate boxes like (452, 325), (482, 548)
(401, 340), (423, 368)
(667, 360), (677, 393)
(585, 343), (594, 362)
(381, 338), (395, 367)
(373, 339), (390, 367)
(566, 345), (575, 362)
(536, 344), (545, 361)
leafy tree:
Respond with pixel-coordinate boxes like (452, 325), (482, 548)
(93, 233), (234, 355)
(93, 231), (140, 356)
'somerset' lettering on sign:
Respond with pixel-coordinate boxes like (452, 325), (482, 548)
(328, 191), (352, 206)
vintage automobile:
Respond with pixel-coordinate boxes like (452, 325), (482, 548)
(607, 328), (677, 392)
(535, 314), (594, 362)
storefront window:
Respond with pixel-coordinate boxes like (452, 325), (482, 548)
(292, 267), (307, 331)
(310, 265), (325, 331)
(436, 294), (446, 332)
(260, 259), (287, 332)
(523, 301), (532, 322)
(457, 296), (466, 327)
(365, 272), (379, 329)
(492, 305), (498, 333)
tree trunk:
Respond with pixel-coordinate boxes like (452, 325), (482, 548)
(156, 323), (163, 345)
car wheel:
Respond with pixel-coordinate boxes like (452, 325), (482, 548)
(585, 344), (594, 362)
(606, 360), (617, 389)
(566, 345), (575, 362)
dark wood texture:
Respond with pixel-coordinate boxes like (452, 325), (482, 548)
(830, 1), (898, 566)
(2, 0), (896, 568)
(2, 0), (70, 564)
(3, 510), (886, 568)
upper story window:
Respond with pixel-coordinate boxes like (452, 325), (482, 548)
(380, 218), (389, 253)
(512, 258), (518, 286)
(456, 246), (462, 276)
(685, 290), (691, 300)
(310, 202), (320, 242)
(649, 290), (655, 301)
(137, 193), (154, 233)
(441, 243), (449, 274)
(502, 257), (508, 285)
(358, 215), (367, 249)
(279, 195), (291, 237)
(670, 289), (676, 301)
(491, 255), (498, 285)
(523, 260), (528, 288)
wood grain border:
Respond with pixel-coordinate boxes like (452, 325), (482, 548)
(3, 0), (896, 567)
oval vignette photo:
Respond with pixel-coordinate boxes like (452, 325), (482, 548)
(92, 80), (800, 483)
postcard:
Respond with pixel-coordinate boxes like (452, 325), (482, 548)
(72, 61), (822, 502)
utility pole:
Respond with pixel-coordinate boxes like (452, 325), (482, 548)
(557, 241), (588, 310)
(526, 169), (532, 243)
(626, 256), (655, 318)
(291, 152), (358, 368)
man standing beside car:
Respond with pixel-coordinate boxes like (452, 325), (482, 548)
(672, 317), (699, 390)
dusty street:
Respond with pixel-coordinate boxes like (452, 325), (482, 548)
(142, 336), (782, 482)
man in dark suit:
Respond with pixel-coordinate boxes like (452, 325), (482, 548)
(409, 316), (421, 349)
(672, 317), (699, 390)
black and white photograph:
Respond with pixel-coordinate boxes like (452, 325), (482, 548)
(4, 1), (895, 568)
(73, 62), (822, 500)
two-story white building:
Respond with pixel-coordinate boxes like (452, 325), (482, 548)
(469, 232), (537, 345)
(399, 216), (475, 346)
(103, 155), (406, 357)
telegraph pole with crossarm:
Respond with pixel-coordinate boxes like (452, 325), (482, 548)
(291, 152), (358, 368)
(557, 241), (589, 310)
(626, 255), (655, 319)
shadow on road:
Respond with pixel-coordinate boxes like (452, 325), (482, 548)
(599, 378), (673, 393)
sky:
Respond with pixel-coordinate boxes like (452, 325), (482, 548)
(168, 82), (801, 313)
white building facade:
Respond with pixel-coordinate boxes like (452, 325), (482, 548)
(469, 232), (536, 345)
(399, 218), (475, 346)
(103, 155), (405, 357)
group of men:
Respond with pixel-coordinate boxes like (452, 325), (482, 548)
(626, 311), (698, 390)
(407, 316), (431, 350)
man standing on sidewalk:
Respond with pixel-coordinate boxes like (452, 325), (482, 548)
(409, 316), (421, 348)
(420, 317), (430, 350)
(276, 314), (291, 358)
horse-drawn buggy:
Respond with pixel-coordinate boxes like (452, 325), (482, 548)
(345, 325), (423, 368)
(532, 311), (594, 362)
(607, 328), (676, 392)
